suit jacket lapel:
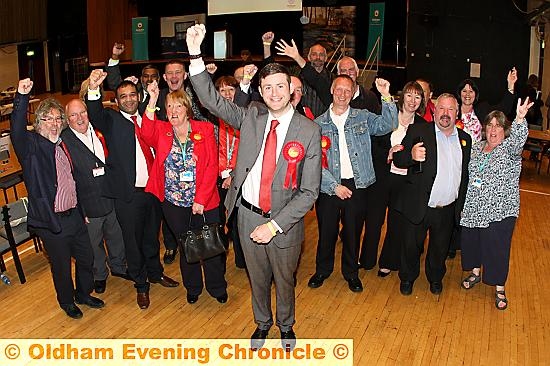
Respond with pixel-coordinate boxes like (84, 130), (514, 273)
(274, 111), (301, 179)
(65, 129), (104, 166)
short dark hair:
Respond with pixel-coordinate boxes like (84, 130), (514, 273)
(115, 80), (138, 99)
(141, 65), (159, 75)
(398, 81), (426, 116)
(482, 110), (512, 139)
(258, 63), (291, 86)
(164, 59), (186, 73)
(215, 75), (239, 91)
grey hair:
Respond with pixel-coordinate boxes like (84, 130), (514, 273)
(34, 98), (67, 131)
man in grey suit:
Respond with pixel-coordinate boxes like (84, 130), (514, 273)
(186, 24), (321, 351)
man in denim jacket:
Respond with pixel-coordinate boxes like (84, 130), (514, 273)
(308, 75), (398, 292)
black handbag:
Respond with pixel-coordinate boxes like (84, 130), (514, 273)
(182, 214), (226, 263)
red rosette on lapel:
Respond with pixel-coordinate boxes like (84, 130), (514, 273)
(320, 136), (331, 169)
(282, 141), (305, 189)
(190, 131), (203, 143)
(455, 119), (464, 130)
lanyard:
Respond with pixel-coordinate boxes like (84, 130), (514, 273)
(225, 127), (237, 168)
(478, 149), (493, 174)
(88, 128), (99, 167)
(173, 126), (191, 162)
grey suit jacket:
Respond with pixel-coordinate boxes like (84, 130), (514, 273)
(190, 70), (322, 248)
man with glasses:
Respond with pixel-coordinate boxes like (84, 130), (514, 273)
(11, 79), (104, 319)
(61, 99), (129, 295)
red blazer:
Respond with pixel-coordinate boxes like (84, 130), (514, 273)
(140, 114), (220, 211)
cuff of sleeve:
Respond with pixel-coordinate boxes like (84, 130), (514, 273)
(240, 82), (251, 93)
(107, 58), (119, 67)
(87, 89), (101, 101)
(381, 95), (394, 103)
(270, 220), (283, 233)
(188, 60), (206, 76)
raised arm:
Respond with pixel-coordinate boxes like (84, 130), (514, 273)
(10, 79), (34, 160)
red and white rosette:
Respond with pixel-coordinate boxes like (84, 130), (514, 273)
(282, 141), (305, 189)
(455, 119), (464, 130)
(320, 136), (331, 169)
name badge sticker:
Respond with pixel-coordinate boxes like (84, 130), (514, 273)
(92, 167), (105, 177)
(472, 177), (482, 188)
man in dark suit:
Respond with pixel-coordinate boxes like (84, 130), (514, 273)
(187, 24), (321, 351)
(85, 72), (179, 310)
(11, 79), (104, 319)
(393, 93), (472, 296)
(62, 99), (128, 294)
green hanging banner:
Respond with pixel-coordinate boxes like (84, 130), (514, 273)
(366, 3), (385, 62)
(132, 17), (149, 61)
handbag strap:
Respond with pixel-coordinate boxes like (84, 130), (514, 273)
(187, 212), (207, 230)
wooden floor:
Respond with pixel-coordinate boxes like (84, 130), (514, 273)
(1, 151), (549, 365)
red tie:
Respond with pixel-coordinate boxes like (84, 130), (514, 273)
(259, 119), (279, 213)
(131, 115), (154, 172)
(94, 129), (109, 159)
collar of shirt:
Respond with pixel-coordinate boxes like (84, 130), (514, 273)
(329, 104), (350, 125)
(352, 84), (360, 100)
(120, 110), (141, 127)
(267, 104), (294, 129)
(433, 121), (458, 137)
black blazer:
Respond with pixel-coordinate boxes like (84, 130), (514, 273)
(10, 93), (84, 233)
(60, 128), (115, 218)
(85, 97), (138, 202)
(393, 122), (472, 225)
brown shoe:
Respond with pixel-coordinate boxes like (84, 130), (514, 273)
(150, 275), (179, 288)
(136, 292), (150, 309)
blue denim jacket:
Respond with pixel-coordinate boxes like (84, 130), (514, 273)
(315, 101), (398, 194)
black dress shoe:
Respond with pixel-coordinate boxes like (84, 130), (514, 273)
(280, 328), (297, 351)
(163, 248), (178, 264)
(347, 277), (363, 292)
(216, 293), (228, 304)
(94, 280), (106, 294)
(250, 328), (270, 350)
(187, 294), (199, 304)
(430, 281), (443, 295)
(377, 269), (391, 278)
(150, 275), (180, 287)
(447, 250), (457, 259)
(308, 273), (328, 288)
(61, 304), (83, 319)
(400, 280), (414, 296)
(137, 292), (150, 309)
(111, 271), (132, 281)
(76, 295), (105, 309)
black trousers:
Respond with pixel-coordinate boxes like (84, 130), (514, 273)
(162, 200), (227, 298)
(162, 218), (178, 251)
(35, 209), (94, 306)
(399, 203), (455, 283)
(115, 190), (163, 292)
(218, 180), (245, 268)
(315, 179), (367, 280)
(460, 217), (516, 286)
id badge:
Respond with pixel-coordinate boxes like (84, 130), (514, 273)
(472, 177), (482, 188)
(92, 167), (105, 177)
(221, 169), (231, 179)
(180, 170), (194, 182)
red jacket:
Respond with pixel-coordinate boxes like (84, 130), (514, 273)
(140, 114), (220, 211)
(218, 118), (240, 175)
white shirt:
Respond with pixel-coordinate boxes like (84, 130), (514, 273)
(119, 110), (150, 188)
(428, 124), (462, 207)
(241, 106), (294, 208)
(69, 124), (106, 164)
(329, 105), (354, 179)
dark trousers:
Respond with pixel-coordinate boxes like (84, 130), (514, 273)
(359, 175), (390, 270)
(460, 217), (516, 286)
(162, 200), (227, 298)
(399, 203), (455, 283)
(35, 209), (94, 306)
(115, 190), (163, 292)
(162, 218), (178, 251)
(218, 181), (245, 268)
(315, 179), (367, 280)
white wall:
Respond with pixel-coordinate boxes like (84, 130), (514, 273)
(0, 45), (19, 91)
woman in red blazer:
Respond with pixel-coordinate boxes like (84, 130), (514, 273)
(141, 81), (227, 305)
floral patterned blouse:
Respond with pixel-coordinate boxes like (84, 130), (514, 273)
(460, 120), (528, 228)
(462, 110), (482, 142)
(164, 136), (196, 207)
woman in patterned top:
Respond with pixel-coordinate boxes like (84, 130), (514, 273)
(140, 81), (227, 305)
(456, 68), (518, 142)
(459, 98), (533, 310)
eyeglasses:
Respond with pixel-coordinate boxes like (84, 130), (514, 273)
(40, 116), (63, 123)
(68, 110), (88, 119)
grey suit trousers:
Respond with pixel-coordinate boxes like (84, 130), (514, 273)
(87, 210), (127, 280)
(238, 206), (301, 332)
